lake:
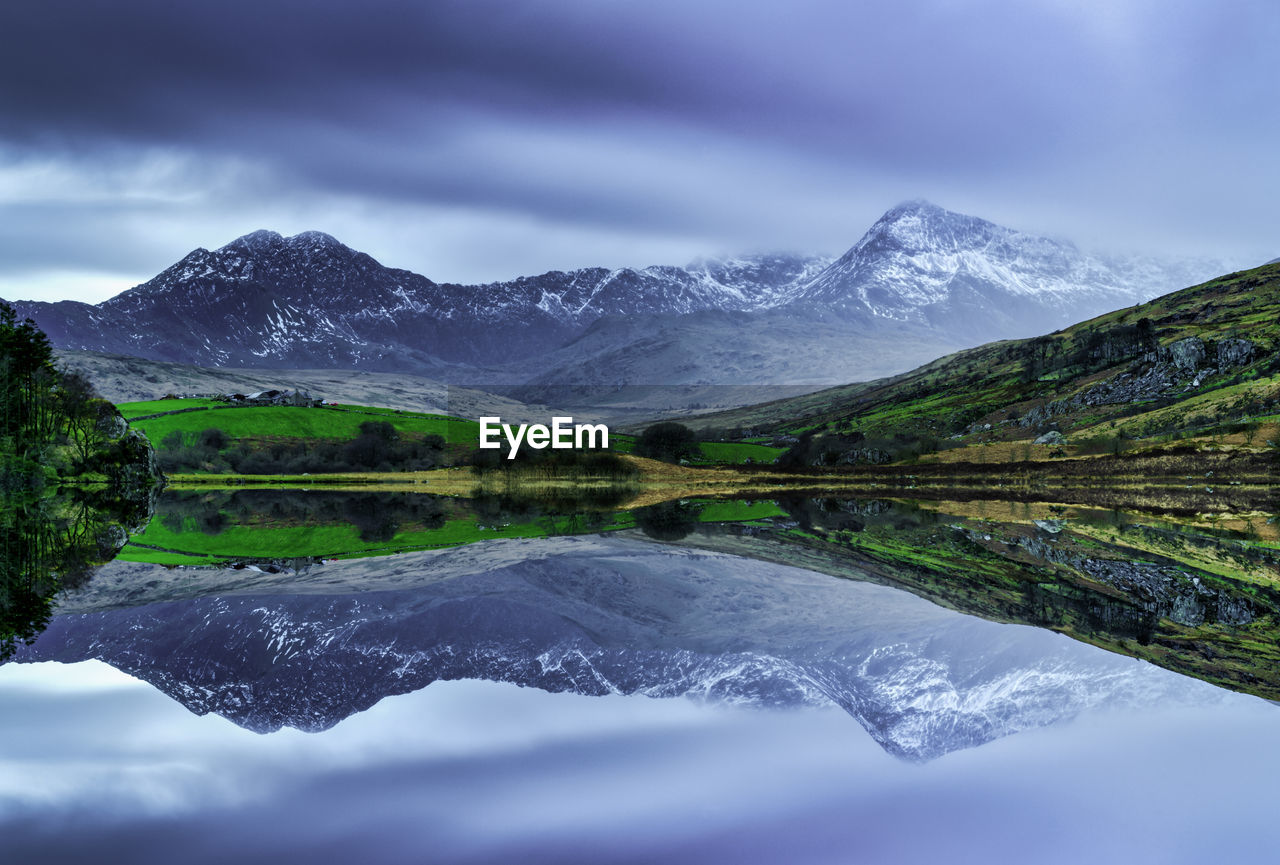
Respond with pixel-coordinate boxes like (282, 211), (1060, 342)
(2, 490), (1278, 863)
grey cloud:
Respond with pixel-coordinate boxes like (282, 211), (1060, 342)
(0, 0), (1277, 292)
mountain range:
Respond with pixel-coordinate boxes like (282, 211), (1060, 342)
(7, 201), (1229, 394)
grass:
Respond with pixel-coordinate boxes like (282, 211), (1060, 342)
(117, 507), (638, 564)
(124, 399), (785, 470)
(694, 441), (785, 464)
(696, 499), (788, 523)
(131, 404), (481, 446)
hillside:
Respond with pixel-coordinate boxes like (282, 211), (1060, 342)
(683, 262), (1280, 456)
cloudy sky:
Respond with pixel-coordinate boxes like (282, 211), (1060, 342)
(1, 0), (1277, 302)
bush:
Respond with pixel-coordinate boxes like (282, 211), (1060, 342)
(634, 422), (700, 463)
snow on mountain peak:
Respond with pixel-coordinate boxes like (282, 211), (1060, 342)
(857, 199), (1002, 256)
(224, 229), (284, 253)
(785, 201), (1221, 339)
(220, 230), (350, 259)
(288, 230), (345, 251)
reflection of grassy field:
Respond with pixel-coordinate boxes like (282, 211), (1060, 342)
(696, 499), (787, 522)
(118, 546), (223, 565)
(116, 490), (788, 566)
(120, 507), (638, 565)
(119, 499), (788, 565)
(123, 517), (541, 561)
(902, 498), (1280, 586)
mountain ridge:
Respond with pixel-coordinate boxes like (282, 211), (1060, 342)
(5, 202), (1230, 391)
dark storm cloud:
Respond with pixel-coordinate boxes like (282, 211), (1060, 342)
(0, 0), (1277, 293)
(0, 0), (1115, 167)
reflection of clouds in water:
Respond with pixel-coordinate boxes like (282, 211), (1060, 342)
(0, 669), (736, 817)
(0, 658), (144, 692)
(0, 666), (1276, 865)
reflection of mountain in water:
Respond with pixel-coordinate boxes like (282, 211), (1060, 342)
(14, 538), (1220, 761)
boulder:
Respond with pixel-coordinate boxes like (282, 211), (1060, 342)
(1215, 337), (1257, 371)
(1156, 336), (1207, 374)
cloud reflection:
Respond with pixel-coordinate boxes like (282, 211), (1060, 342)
(0, 663), (1276, 865)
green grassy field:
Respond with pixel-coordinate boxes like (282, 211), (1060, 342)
(124, 401), (482, 445)
(693, 441), (785, 464)
(122, 398), (781, 469)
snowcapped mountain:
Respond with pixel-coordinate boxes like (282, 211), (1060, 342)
(5, 202), (1228, 386)
(793, 200), (1223, 339)
(14, 537), (1219, 760)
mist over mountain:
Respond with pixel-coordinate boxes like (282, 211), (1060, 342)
(6, 202), (1228, 389)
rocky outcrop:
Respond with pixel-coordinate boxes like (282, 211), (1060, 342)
(1074, 364), (1178, 406)
(1019, 400), (1071, 429)
(1077, 336), (1258, 407)
(819, 447), (894, 466)
(1075, 558), (1256, 627)
(1014, 531), (1258, 627)
(1154, 336), (1208, 373)
(1215, 337), (1259, 370)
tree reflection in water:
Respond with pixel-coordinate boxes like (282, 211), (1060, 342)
(0, 487), (144, 660)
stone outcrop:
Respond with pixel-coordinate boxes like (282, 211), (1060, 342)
(1014, 531), (1258, 627)
(817, 447), (893, 466)
(1076, 336), (1258, 408)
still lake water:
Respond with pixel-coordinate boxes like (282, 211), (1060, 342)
(2, 493), (1278, 864)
